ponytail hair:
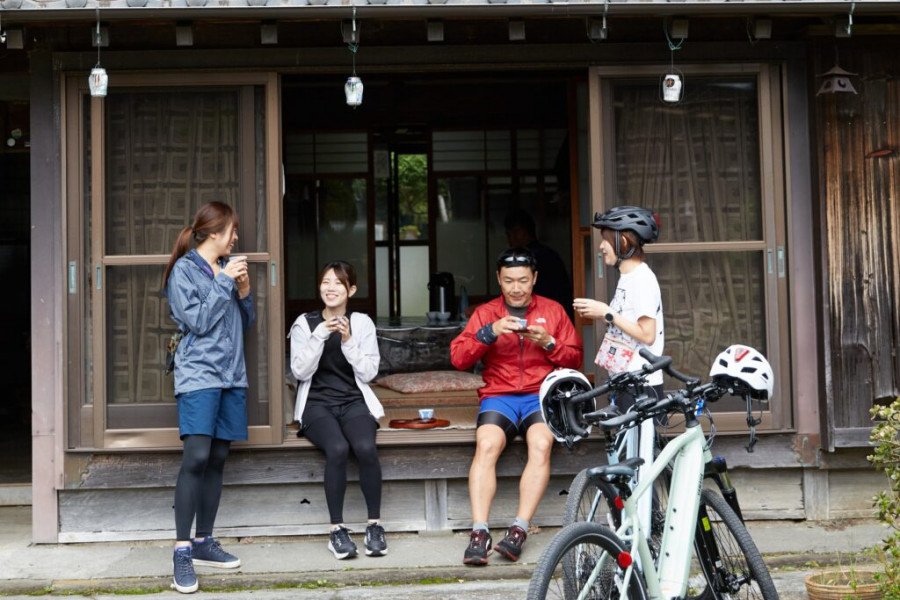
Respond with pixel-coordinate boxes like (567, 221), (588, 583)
(163, 201), (239, 286)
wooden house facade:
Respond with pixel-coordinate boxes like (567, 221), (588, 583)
(1, 0), (897, 542)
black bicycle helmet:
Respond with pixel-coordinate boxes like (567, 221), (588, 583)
(593, 205), (660, 268)
(592, 205), (660, 244)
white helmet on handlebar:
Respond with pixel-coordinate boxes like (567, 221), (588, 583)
(709, 345), (774, 400)
(539, 368), (594, 443)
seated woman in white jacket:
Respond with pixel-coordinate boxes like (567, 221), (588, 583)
(289, 260), (386, 560)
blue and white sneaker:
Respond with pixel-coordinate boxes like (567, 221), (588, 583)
(191, 536), (241, 569)
(173, 546), (198, 594)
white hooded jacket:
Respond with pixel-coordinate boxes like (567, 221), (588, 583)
(288, 311), (384, 425)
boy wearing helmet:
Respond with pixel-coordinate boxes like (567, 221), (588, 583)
(451, 247), (583, 566)
(574, 205), (665, 407)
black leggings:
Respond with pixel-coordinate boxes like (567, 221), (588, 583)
(302, 413), (382, 524)
(174, 435), (231, 541)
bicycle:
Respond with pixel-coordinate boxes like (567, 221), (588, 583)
(553, 357), (758, 598)
(529, 349), (778, 600)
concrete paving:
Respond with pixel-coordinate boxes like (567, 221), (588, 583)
(0, 506), (886, 598)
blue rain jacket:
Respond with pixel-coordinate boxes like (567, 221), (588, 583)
(165, 249), (256, 395)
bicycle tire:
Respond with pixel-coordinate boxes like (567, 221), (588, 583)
(528, 521), (648, 600)
(564, 468), (621, 528)
(693, 489), (779, 600)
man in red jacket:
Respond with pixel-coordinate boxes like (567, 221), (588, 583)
(451, 247), (583, 566)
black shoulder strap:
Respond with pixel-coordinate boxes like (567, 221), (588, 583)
(304, 310), (323, 330)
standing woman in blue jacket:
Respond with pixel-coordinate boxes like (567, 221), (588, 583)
(164, 201), (256, 594)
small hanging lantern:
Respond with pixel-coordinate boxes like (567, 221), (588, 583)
(662, 74), (683, 103)
(344, 76), (363, 107)
(660, 19), (685, 104)
(344, 7), (362, 108)
(816, 65), (858, 96)
(89, 67), (109, 98)
(88, 9), (108, 98)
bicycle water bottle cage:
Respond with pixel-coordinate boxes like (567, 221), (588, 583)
(586, 456), (645, 485)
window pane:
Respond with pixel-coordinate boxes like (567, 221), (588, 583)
(651, 251), (766, 411)
(399, 245), (429, 317)
(433, 131), (484, 172)
(517, 130), (540, 170)
(397, 154), (428, 242)
(283, 132), (368, 176)
(104, 88), (267, 255)
(104, 264), (269, 427)
(612, 78), (762, 242)
(486, 131), (511, 171)
(436, 176), (487, 296)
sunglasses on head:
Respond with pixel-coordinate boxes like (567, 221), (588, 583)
(502, 255), (533, 264)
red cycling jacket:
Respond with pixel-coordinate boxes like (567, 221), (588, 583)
(451, 295), (583, 401)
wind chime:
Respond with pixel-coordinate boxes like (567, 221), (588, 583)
(88, 8), (109, 98)
(344, 7), (363, 108)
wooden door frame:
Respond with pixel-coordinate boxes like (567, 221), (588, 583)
(587, 63), (792, 432)
(63, 71), (284, 450)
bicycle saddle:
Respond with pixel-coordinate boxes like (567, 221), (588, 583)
(586, 456), (645, 482)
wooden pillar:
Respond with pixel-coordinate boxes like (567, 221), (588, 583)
(30, 49), (64, 543)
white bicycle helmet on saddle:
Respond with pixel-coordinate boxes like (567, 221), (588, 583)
(540, 368), (594, 443)
(709, 345), (774, 400)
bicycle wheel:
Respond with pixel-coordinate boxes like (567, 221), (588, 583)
(528, 522), (648, 600)
(564, 468), (621, 528)
(693, 489), (779, 600)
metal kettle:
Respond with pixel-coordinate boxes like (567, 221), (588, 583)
(427, 272), (456, 319)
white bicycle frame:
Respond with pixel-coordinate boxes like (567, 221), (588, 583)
(603, 414), (657, 545)
(583, 422), (711, 600)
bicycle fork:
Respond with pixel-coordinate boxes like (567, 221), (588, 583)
(705, 456), (744, 522)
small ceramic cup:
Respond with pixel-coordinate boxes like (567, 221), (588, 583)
(418, 408), (434, 421)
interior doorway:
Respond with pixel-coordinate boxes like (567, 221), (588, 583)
(375, 145), (430, 319)
(281, 72), (577, 322)
(0, 106), (32, 494)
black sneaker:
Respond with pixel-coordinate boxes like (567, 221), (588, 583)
(172, 547), (198, 594)
(463, 529), (492, 566)
(191, 536), (241, 569)
(365, 523), (388, 557)
(494, 525), (527, 562)
(328, 526), (358, 559)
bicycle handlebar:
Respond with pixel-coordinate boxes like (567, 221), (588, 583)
(638, 348), (701, 388)
(567, 351), (675, 406)
(560, 351), (682, 439)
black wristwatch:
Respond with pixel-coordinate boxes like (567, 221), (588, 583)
(543, 336), (556, 351)
(604, 312), (615, 323)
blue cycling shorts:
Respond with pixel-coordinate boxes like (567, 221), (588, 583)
(477, 393), (544, 439)
(177, 387), (248, 441)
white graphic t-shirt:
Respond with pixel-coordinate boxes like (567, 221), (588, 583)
(599, 262), (665, 386)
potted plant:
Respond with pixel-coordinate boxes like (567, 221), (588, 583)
(867, 396), (900, 598)
(805, 396), (900, 600)
(804, 562), (880, 600)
